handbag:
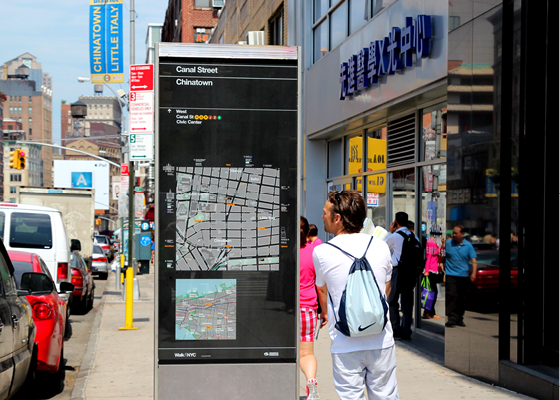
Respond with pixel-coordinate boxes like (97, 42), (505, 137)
(420, 277), (436, 311)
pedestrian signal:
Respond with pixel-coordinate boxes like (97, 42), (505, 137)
(17, 150), (25, 170)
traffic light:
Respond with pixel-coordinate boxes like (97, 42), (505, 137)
(95, 218), (102, 226)
(17, 150), (25, 170)
(9, 149), (20, 169)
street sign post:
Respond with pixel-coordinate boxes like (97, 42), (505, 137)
(155, 43), (300, 400)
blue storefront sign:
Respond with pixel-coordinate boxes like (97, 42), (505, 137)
(339, 15), (433, 100)
(89, 0), (123, 83)
(71, 172), (93, 188)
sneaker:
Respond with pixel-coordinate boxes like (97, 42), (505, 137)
(445, 321), (456, 328)
(457, 320), (466, 327)
(307, 379), (320, 400)
(432, 315), (442, 319)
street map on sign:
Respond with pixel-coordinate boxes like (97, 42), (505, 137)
(175, 167), (281, 272)
(175, 279), (237, 340)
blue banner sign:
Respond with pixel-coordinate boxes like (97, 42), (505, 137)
(340, 15), (432, 100)
(89, 0), (124, 83)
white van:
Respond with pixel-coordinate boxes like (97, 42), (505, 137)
(0, 203), (73, 306)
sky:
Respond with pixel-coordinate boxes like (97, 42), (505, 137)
(0, 0), (169, 146)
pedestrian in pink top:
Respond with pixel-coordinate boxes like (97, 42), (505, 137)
(422, 236), (444, 319)
(300, 216), (327, 400)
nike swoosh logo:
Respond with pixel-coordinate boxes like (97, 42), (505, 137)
(358, 322), (376, 331)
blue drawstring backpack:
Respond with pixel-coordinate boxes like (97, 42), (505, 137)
(327, 237), (389, 337)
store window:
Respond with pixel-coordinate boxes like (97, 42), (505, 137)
(330, 4), (347, 50)
(345, 134), (362, 176)
(349, 0), (368, 34)
(328, 139), (343, 178)
(421, 105), (447, 162)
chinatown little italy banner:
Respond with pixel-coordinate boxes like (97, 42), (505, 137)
(89, 0), (124, 83)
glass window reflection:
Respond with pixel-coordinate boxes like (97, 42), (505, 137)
(330, 4), (347, 50)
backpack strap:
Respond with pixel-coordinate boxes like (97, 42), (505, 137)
(325, 236), (374, 260)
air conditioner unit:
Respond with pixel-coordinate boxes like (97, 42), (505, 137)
(238, 41), (247, 45)
(213, 0), (225, 7)
(246, 31), (264, 45)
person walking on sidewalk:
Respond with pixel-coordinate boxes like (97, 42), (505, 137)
(313, 190), (399, 400)
(422, 234), (444, 319)
(300, 216), (327, 400)
(444, 225), (477, 327)
(385, 212), (417, 340)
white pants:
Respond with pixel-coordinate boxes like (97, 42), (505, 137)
(331, 346), (399, 400)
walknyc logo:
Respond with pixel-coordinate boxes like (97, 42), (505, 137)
(71, 172), (93, 188)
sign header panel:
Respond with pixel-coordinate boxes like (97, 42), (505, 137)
(157, 48), (298, 365)
(89, 0), (124, 83)
(130, 64), (154, 91)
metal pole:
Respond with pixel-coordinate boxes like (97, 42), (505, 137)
(127, 0), (136, 276)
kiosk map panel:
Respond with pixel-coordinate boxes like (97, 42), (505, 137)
(157, 47), (299, 364)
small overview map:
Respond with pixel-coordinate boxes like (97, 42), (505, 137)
(175, 167), (281, 271)
(175, 279), (237, 340)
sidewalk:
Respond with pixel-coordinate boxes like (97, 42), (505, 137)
(72, 270), (534, 400)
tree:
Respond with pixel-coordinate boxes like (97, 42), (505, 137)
(61, 100), (67, 104)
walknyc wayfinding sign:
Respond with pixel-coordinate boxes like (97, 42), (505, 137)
(339, 15), (432, 100)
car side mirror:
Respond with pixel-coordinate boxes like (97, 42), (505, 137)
(17, 289), (31, 297)
(59, 282), (75, 294)
(20, 272), (54, 295)
(71, 238), (82, 252)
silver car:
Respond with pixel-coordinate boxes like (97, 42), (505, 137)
(91, 244), (109, 280)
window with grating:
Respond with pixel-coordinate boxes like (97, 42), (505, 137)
(387, 114), (416, 167)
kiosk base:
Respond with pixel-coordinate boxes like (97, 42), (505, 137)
(158, 363), (297, 399)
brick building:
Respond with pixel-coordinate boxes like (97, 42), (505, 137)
(208, 0), (287, 45)
(162, 0), (221, 43)
(61, 103), (71, 143)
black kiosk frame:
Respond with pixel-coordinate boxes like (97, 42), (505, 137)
(155, 43), (300, 399)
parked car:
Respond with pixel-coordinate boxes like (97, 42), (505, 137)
(0, 240), (36, 400)
(70, 252), (95, 313)
(94, 235), (114, 260)
(91, 244), (109, 280)
(0, 203), (74, 312)
(9, 250), (74, 377)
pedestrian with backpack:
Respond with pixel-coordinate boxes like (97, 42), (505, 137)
(313, 190), (399, 400)
(385, 212), (423, 340)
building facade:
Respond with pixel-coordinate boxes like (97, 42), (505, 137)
(162, 0), (221, 43)
(204, 0), (557, 397)
(61, 103), (72, 145)
(0, 79), (53, 186)
(2, 134), (42, 202)
(78, 95), (124, 136)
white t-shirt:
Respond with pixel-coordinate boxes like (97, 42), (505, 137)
(313, 233), (395, 354)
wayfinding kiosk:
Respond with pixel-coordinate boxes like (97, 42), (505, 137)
(155, 43), (300, 399)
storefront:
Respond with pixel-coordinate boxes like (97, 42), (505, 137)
(300, 0), (557, 398)
(301, 0), (448, 339)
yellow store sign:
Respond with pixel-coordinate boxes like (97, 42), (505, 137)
(348, 137), (387, 194)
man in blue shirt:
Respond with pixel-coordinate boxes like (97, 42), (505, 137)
(444, 225), (477, 327)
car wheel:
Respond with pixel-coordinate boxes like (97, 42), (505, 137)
(101, 272), (108, 280)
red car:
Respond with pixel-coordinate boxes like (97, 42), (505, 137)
(468, 249), (519, 300)
(9, 250), (73, 375)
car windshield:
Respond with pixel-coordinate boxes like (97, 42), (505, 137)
(11, 260), (34, 288)
(96, 236), (108, 244)
(93, 245), (103, 254)
(10, 212), (53, 249)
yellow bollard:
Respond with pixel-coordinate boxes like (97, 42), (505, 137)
(120, 254), (125, 285)
(119, 266), (138, 330)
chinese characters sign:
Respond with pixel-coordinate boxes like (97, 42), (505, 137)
(339, 15), (432, 100)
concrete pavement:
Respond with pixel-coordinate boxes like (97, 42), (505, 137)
(72, 269), (535, 400)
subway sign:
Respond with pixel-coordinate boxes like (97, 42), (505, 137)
(339, 15), (432, 100)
